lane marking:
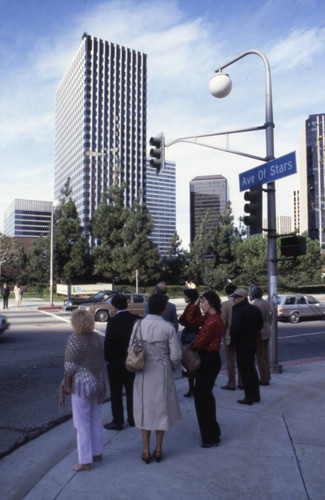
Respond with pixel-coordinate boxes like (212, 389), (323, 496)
(279, 331), (325, 340)
(38, 309), (106, 336)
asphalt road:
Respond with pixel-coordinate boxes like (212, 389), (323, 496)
(1, 301), (325, 459)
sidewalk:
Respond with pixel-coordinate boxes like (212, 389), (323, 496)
(1, 358), (325, 500)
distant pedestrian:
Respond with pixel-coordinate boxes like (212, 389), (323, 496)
(143, 282), (178, 333)
(60, 309), (106, 472)
(250, 286), (272, 386)
(230, 288), (263, 405)
(221, 283), (243, 391)
(104, 294), (140, 431)
(178, 288), (201, 397)
(1, 283), (10, 309)
(131, 293), (182, 464)
(14, 283), (22, 307)
(185, 291), (224, 447)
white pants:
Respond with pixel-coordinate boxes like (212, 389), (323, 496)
(72, 390), (103, 465)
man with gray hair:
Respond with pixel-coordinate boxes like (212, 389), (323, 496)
(144, 282), (178, 332)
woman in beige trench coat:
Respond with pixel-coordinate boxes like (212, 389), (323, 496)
(130, 293), (182, 464)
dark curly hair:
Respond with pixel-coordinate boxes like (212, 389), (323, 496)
(148, 293), (169, 315)
(184, 288), (199, 303)
(201, 291), (221, 314)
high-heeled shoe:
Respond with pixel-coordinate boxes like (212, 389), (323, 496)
(153, 449), (162, 462)
(141, 451), (151, 464)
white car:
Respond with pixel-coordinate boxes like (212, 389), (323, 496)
(277, 294), (325, 323)
(0, 314), (9, 334)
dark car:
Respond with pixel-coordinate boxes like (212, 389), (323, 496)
(63, 290), (117, 311)
(79, 293), (148, 322)
(0, 314), (9, 335)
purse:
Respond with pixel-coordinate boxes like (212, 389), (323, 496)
(181, 343), (201, 374)
(125, 321), (144, 372)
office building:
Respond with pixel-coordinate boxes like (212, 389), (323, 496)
(298, 114), (325, 250)
(190, 175), (228, 242)
(3, 199), (52, 251)
(293, 190), (300, 233)
(263, 215), (292, 234)
(146, 160), (176, 256)
(54, 33), (147, 238)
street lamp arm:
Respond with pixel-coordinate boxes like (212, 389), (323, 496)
(166, 138), (267, 162)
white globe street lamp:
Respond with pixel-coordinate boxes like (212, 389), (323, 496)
(209, 72), (232, 98)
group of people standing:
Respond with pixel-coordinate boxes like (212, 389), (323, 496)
(1, 282), (23, 308)
(60, 281), (271, 472)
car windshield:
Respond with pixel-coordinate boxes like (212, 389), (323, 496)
(92, 291), (110, 300)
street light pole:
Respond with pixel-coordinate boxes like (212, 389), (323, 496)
(50, 199), (61, 307)
(210, 50), (281, 372)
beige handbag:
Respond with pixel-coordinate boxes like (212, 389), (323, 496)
(125, 321), (144, 372)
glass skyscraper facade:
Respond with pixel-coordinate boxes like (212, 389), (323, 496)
(146, 160), (176, 256)
(54, 34), (147, 237)
(190, 175), (228, 242)
(298, 113), (325, 250)
(4, 199), (52, 237)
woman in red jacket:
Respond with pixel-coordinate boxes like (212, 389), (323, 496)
(186, 291), (224, 447)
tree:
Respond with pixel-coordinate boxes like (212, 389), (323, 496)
(212, 202), (239, 279)
(160, 232), (189, 285)
(53, 181), (90, 283)
(0, 234), (25, 280)
(188, 214), (214, 285)
(92, 184), (160, 285)
(235, 235), (268, 287)
(26, 236), (49, 285)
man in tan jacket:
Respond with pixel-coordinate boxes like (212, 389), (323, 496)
(221, 283), (243, 391)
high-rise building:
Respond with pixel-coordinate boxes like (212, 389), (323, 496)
(54, 33), (147, 238)
(263, 215), (292, 234)
(190, 175), (228, 242)
(146, 160), (176, 256)
(3, 199), (52, 252)
(293, 190), (300, 233)
(298, 114), (325, 250)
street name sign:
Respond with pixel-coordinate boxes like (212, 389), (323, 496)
(239, 151), (296, 192)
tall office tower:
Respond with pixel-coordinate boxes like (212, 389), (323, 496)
(54, 34), (147, 238)
(293, 190), (300, 233)
(298, 114), (325, 250)
(3, 199), (52, 252)
(146, 160), (176, 256)
(190, 175), (228, 242)
(262, 215), (292, 234)
(4, 199), (52, 237)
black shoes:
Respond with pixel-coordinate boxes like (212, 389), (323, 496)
(221, 385), (236, 391)
(104, 422), (123, 431)
(237, 385), (244, 390)
(259, 381), (270, 386)
(237, 398), (254, 405)
(183, 390), (194, 397)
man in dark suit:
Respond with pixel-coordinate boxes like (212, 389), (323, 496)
(104, 294), (140, 430)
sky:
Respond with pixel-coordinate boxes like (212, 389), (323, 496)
(0, 0), (324, 249)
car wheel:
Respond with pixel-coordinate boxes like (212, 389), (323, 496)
(289, 312), (300, 324)
(96, 310), (109, 322)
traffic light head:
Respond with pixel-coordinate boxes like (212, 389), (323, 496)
(149, 133), (165, 173)
(243, 185), (262, 235)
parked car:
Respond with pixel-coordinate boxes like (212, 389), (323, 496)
(0, 314), (9, 335)
(79, 293), (148, 322)
(63, 290), (118, 311)
(277, 294), (325, 323)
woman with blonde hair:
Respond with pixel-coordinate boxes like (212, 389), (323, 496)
(60, 309), (106, 472)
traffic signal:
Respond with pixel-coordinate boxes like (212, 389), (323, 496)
(280, 236), (306, 257)
(243, 185), (262, 235)
(149, 133), (165, 173)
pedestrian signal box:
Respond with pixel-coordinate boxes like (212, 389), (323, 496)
(280, 236), (306, 257)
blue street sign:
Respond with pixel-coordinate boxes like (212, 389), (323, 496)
(239, 151), (296, 192)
